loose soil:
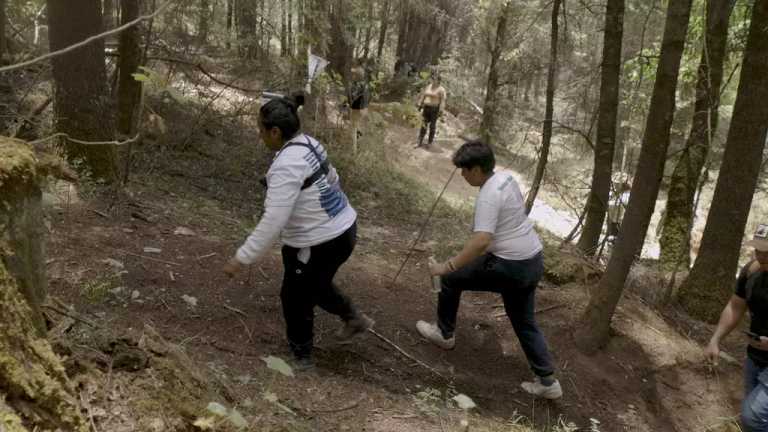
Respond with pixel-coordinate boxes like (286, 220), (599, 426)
(43, 99), (746, 432)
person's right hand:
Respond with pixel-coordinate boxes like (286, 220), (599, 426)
(704, 340), (720, 364)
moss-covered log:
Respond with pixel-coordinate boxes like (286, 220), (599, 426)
(0, 138), (46, 334)
(0, 137), (87, 431)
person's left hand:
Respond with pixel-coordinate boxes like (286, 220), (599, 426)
(223, 257), (244, 277)
(428, 259), (449, 276)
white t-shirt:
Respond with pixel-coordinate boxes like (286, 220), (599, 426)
(236, 134), (357, 264)
(473, 172), (542, 260)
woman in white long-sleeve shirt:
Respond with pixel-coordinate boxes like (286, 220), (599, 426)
(223, 94), (373, 370)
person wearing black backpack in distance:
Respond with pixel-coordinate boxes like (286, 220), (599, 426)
(348, 64), (370, 153)
(705, 224), (768, 431)
(223, 93), (374, 371)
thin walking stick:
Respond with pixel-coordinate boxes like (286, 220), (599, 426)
(391, 167), (458, 287)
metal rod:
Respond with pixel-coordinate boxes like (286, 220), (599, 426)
(391, 167), (458, 287)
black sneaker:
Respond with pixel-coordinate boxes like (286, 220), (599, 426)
(292, 357), (316, 372)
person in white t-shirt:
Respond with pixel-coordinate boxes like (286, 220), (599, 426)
(223, 93), (373, 370)
(415, 140), (562, 399)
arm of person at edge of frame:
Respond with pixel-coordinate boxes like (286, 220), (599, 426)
(429, 231), (492, 276)
(222, 161), (304, 277)
(705, 295), (748, 364)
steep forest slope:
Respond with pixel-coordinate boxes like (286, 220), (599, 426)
(36, 84), (747, 431)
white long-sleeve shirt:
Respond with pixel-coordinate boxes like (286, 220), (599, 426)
(235, 134), (357, 264)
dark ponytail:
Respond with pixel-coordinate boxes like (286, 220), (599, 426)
(259, 92), (306, 140)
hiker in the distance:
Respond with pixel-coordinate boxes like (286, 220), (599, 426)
(223, 92), (373, 370)
(348, 63), (370, 153)
(415, 140), (562, 400)
(705, 223), (768, 431)
(416, 72), (447, 149)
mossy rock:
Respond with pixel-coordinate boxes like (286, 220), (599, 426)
(542, 243), (603, 286)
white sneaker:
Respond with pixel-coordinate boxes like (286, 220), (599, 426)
(521, 376), (563, 399)
(416, 320), (455, 350)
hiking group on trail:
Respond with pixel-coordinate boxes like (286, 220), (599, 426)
(220, 82), (768, 421)
(221, 91), (562, 399)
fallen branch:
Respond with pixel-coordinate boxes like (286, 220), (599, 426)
(223, 304), (248, 318)
(493, 303), (567, 318)
(308, 395), (365, 414)
(367, 328), (445, 380)
(43, 302), (98, 329)
(115, 248), (181, 266)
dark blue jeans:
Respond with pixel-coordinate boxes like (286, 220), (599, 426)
(436, 252), (555, 377)
(743, 357), (768, 431)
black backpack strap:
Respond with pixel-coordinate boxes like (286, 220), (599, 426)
(280, 136), (330, 190)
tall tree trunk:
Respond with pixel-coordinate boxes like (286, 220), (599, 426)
(524, 0), (562, 214)
(678, 0), (768, 322)
(287, 0), (293, 56)
(577, 0), (625, 255)
(103, 0), (115, 30)
(0, 138), (88, 432)
(48, 0), (117, 182)
(280, 0), (287, 56)
(480, 1), (512, 148)
(226, 0), (233, 49)
(376, 0), (390, 60)
(362, 0), (374, 59)
(0, 0), (5, 62)
(576, 0), (693, 352)
(117, 0), (142, 136)
(198, 0), (210, 44)
(659, 0), (735, 271)
(260, 0), (266, 57)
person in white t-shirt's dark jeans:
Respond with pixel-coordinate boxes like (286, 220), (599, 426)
(223, 93), (373, 370)
(416, 140), (562, 399)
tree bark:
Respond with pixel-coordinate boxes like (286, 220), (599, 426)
(281, 0), (287, 57)
(362, 0), (374, 59)
(0, 0), (6, 62)
(576, 0), (693, 352)
(376, 0), (390, 60)
(480, 1), (512, 148)
(678, 0), (768, 322)
(659, 0), (735, 271)
(198, 0), (210, 44)
(576, 0), (625, 255)
(226, 0), (233, 49)
(288, 0), (293, 56)
(0, 138), (88, 432)
(48, 0), (117, 182)
(103, 0), (115, 30)
(524, 0), (562, 214)
(117, 0), (142, 136)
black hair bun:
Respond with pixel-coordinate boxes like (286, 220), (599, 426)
(287, 92), (306, 108)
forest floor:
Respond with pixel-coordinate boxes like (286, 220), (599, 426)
(41, 87), (748, 432)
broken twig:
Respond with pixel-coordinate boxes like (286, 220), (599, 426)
(367, 328), (445, 379)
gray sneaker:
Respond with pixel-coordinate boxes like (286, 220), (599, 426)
(416, 320), (455, 350)
(335, 314), (374, 344)
(521, 376), (563, 399)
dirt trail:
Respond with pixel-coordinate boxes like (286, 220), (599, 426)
(42, 101), (746, 431)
